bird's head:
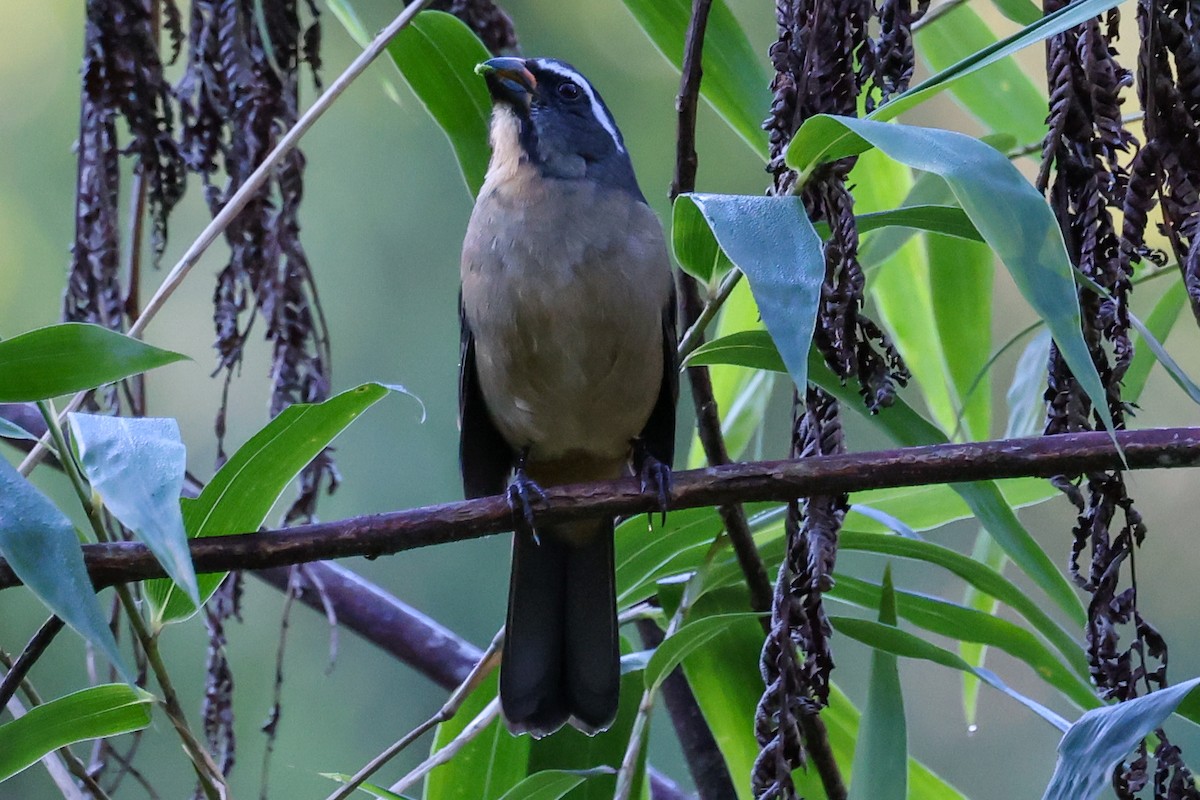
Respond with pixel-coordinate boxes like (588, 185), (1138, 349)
(475, 57), (640, 191)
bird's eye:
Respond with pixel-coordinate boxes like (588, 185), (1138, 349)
(557, 81), (582, 100)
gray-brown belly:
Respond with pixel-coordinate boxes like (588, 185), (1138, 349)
(466, 273), (664, 465)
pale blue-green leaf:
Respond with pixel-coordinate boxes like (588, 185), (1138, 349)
(831, 574), (1096, 709)
(849, 567), (907, 800)
(68, 414), (198, 605)
(1042, 677), (1200, 800)
(644, 612), (763, 691)
(847, 505), (920, 539)
(0, 457), (128, 678)
(426, 671), (528, 800)
(387, 11), (493, 196)
(145, 383), (403, 624)
(1125, 279), (1186, 402)
(832, 617), (1069, 730)
(872, 0), (1126, 121)
(839, 530), (1086, 678)
(0, 322), (186, 402)
(1005, 330), (1053, 438)
(620, 0), (771, 157)
(0, 415), (37, 441)
(787, 116), (1114, 439)
(916, 4), (1046, 142)
(0, 685), (153, 781)
(678, 194), (824, 395)
(497, 769), (616, 800)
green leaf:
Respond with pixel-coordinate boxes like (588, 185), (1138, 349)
(68, 414), (199, 605)
(830, 574), (1096, 710)
(676, 594), (766, 799)
(685, 330), (786, 372)
(849, 567), (907, 800)
(1125, 279), (1187, 402)
(916, 5), (1046, 142)
(1042, 677), (1200, 800)
(644, 612), (763, 692)
(853, 150), (964, 437)
(425, 672), (529, 800)
(684, 327), (1083, 627)
(0, 456), (128, 679)
(874, 0), (1125, 121)
(324, 0), (403, 103)
(620, 0), (771, 157)
(929, 232), (994, 440)
(496, 769), (616, 800)
(839, 530), (1087, 680)
(387, 11), (493, 197)
(988, 0), (1043, 24)
(145, 383), (401, 624)
(0, 322), (187, 403)
(527, 638), (648, 800)
(850, 205), (982, 242)
(676, 194), (824, 395)
(671, 195), (732, 283)
(0, 685), (153, 781)
(831, 616), (1069, 730)
(959, 530), (1007, 728)
(786, 116), (1114, 439)
(320, 774), (409, 800)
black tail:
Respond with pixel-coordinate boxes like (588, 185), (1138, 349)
(500, 520), (620, 737)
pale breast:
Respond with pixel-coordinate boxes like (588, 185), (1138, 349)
(461, 174), (672, 465)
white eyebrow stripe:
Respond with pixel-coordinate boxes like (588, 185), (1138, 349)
(532, 59), (626, 154)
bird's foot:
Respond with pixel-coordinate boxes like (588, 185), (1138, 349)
(507, 465), (547, 541)
(634, 445), (672, 526)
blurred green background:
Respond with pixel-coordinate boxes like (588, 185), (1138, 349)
(3, 2), (1200, 798)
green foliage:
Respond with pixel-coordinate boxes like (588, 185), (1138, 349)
(0, 685), (153, 782)
(386, 11), (493, 197)
(144, 382), (405, 625)
(848, 567), (906, 800)
(0, 322), (186, 403)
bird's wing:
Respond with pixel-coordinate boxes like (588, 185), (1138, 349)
(638, 283), (679, 468)
(459, 293), (513, 498)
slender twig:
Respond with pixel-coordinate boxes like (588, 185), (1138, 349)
(4, 428), (1200, 591)
(325, 633), (503, 800)
(0, 615), (65, 713)
(16, 0), (435, 478)
(677, 268), (743, 361)
(388, 698), (502, 794)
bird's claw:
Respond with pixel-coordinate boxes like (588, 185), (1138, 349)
(507, 469), (547, 540)
(638, 454), (672, 526)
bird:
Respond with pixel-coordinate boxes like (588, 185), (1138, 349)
(459, 56), (677, 737)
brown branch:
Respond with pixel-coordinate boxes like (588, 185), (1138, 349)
(3, 428), (1199, 591)
(0, 615), (66, 712)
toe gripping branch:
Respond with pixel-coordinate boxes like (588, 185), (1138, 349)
(507, 447), (547, 542)
(634, 440), (672, 526)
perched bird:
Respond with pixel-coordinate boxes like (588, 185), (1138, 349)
(459, 57), (677, 737)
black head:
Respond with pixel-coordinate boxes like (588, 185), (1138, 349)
(476, 57), (641, 194)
